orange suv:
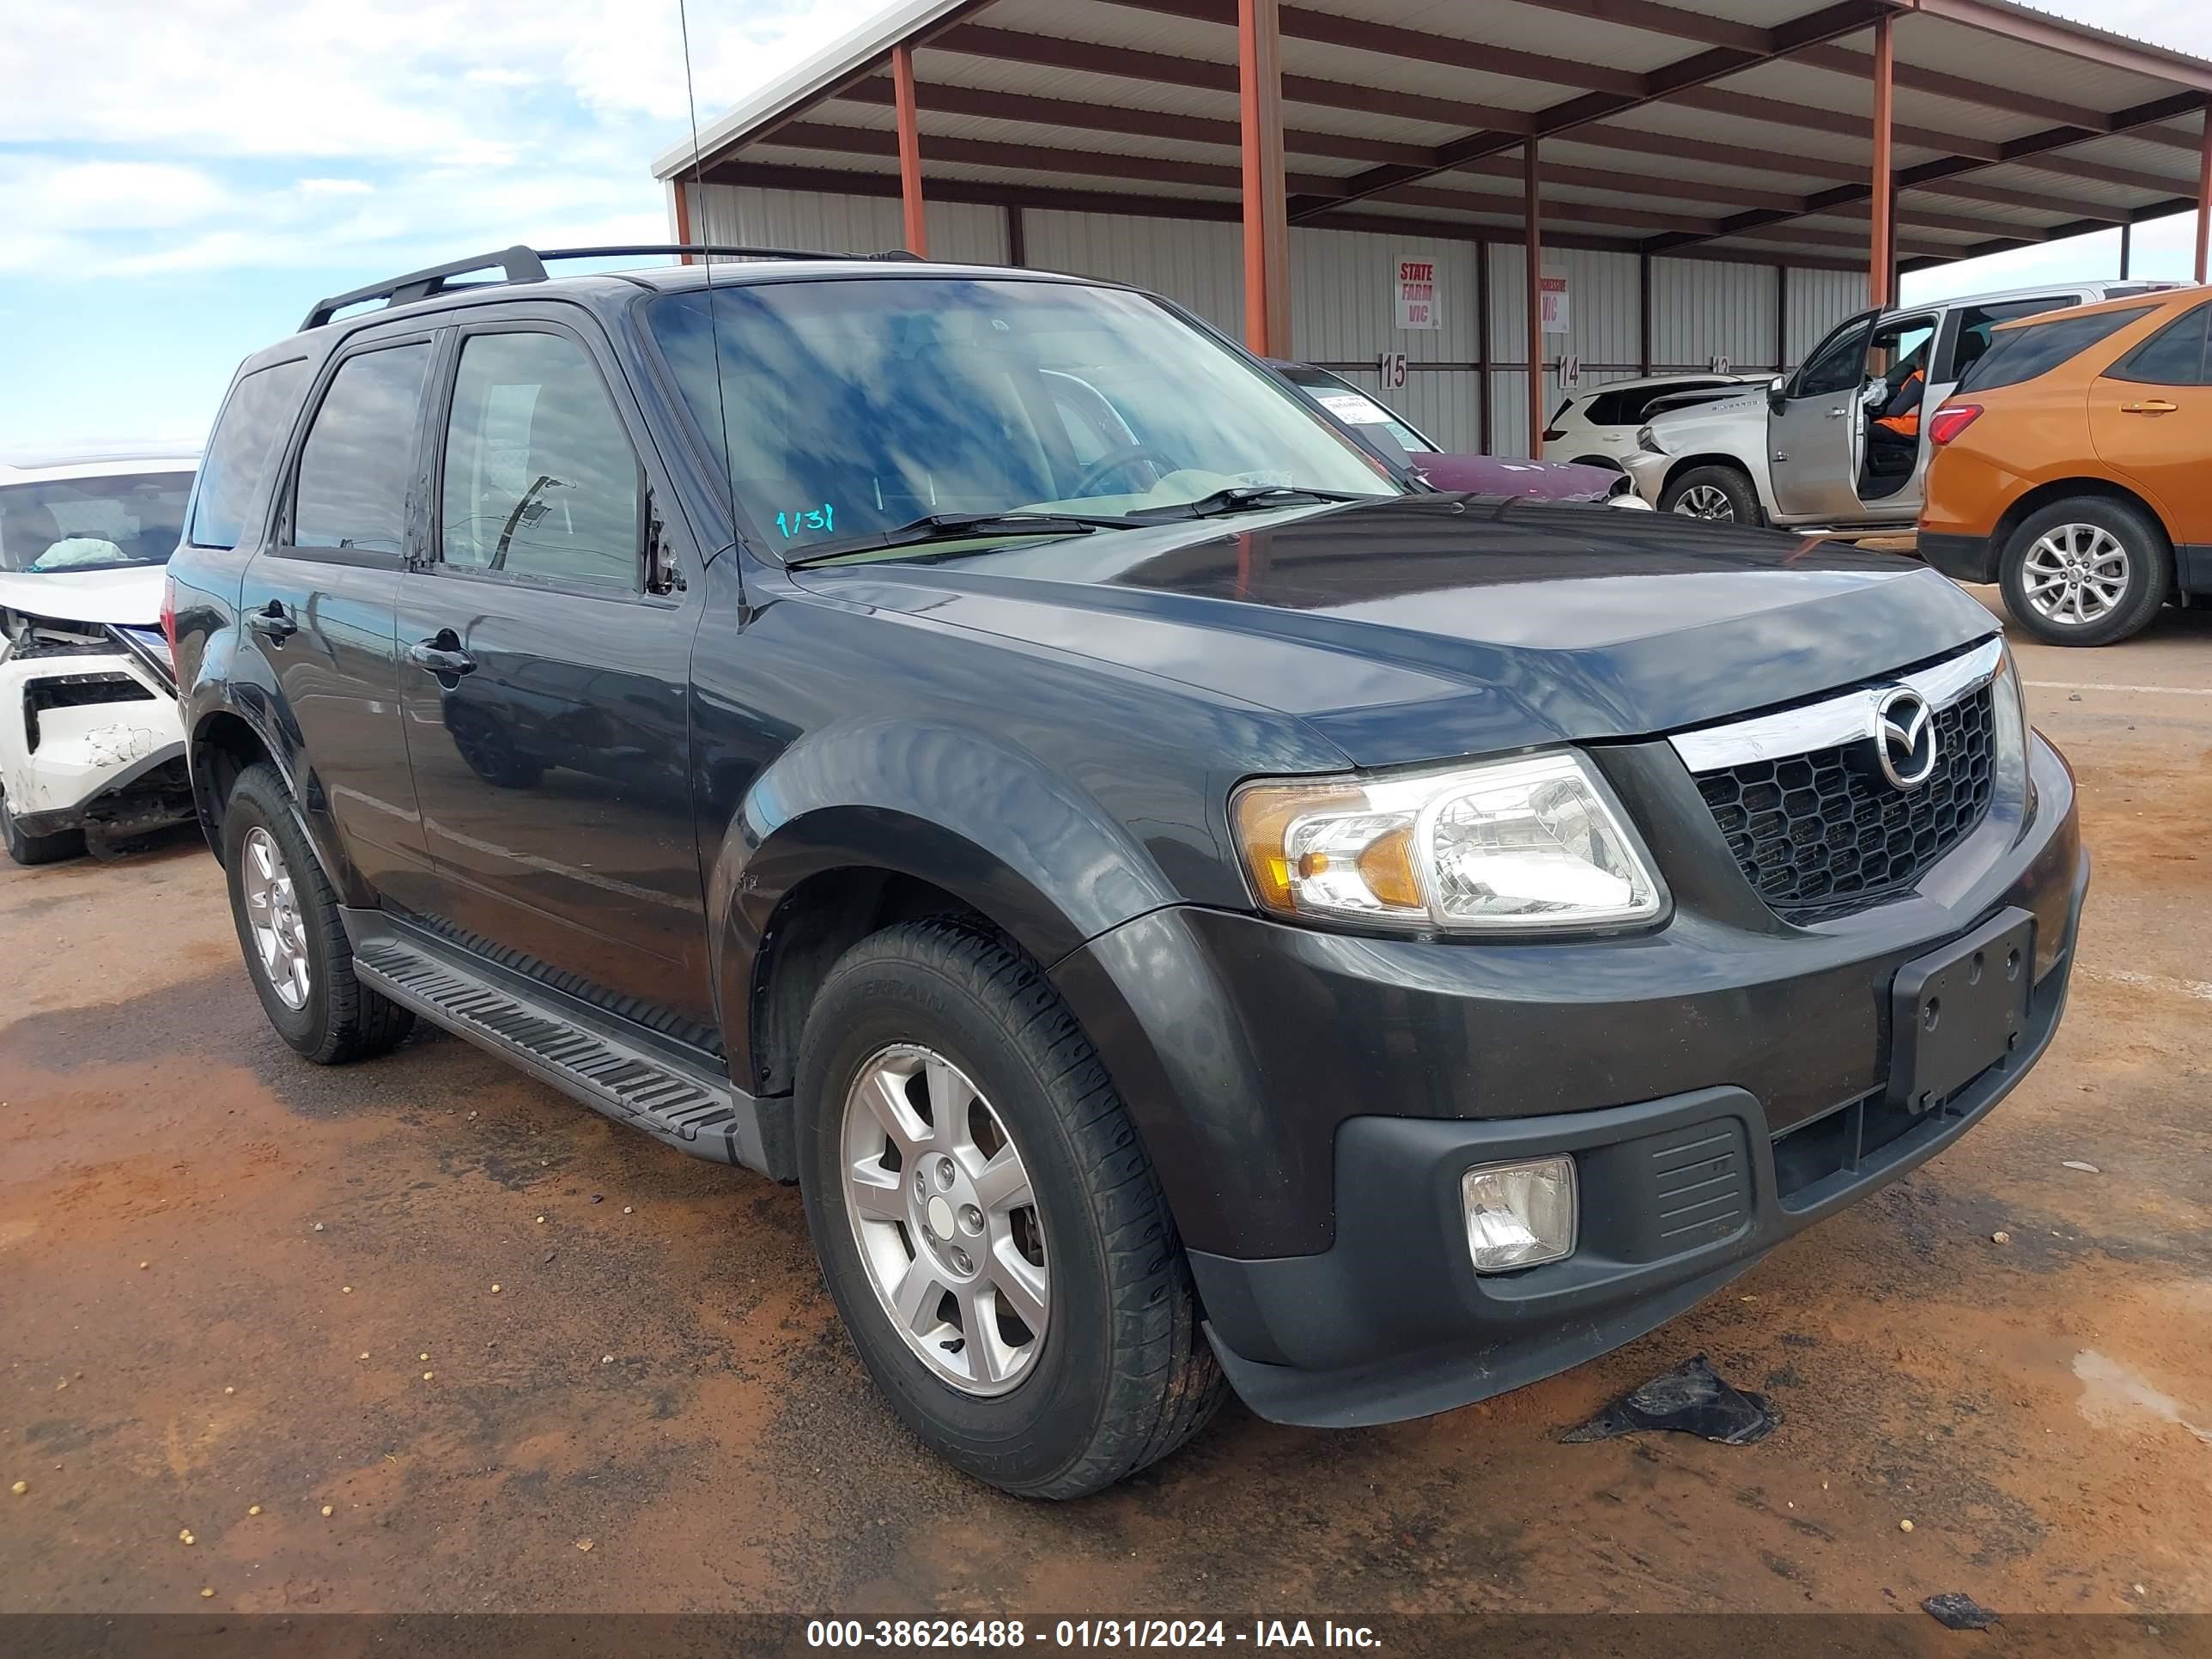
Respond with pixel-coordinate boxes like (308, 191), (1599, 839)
(1920, 284), (2212, 646)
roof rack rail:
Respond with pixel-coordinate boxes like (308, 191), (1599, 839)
(300, 242), (926, 330)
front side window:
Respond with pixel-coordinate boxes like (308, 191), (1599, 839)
(648, 278), (1392, 557)
(293, 343), (431, 555)
(2107, 304), (2209, 387)
(191, 359), (307, 549)
(1960, 306), (2155, 394)
(0, 471), (193, 572)
(1796, 314), (1877, 398)
(439, 331), (642, 590)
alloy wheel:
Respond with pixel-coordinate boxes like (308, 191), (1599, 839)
(241, 825), (311, 1011)
(1674, 483), (1735, 520)
(2021, 523), (2128, 626)
(841, 1043), (1048, 1395)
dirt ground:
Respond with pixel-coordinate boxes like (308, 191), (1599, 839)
(3, 590), (2209, 1622)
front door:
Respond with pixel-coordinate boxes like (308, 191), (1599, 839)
(244, 332), (437, 909)
(2090, 299), (2212, 544)
(1851, 312), (1938, 520)
(395, 317), (714, 1030)
(1768, 309), (1877, 520)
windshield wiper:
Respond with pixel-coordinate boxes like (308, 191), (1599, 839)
(782, 510), (1138, 568)
(1125, 484), (1375, 523)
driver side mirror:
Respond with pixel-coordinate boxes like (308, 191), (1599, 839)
(1357, 422), (1416, 477)
(1765, 374), (1789, 410)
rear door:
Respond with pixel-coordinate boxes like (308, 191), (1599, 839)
(1768, 308), (1878, 520)
(244, 329), (436, 908)
(2089, 300), (2212, 544)
(394, 310), (714, 1030)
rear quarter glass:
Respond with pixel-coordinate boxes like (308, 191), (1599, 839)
(1960, 306), (2155, 395)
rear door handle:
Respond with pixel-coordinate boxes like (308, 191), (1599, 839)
(246, 602), (297, 642)
(407, 638), (477, 677)
(2120, 399), (2179, 414)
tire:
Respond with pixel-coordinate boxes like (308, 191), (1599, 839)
(1660, 463), (1765, 526)
(221, 762), (414, 1064)
(795, 919), (1225, 1498)
(1999, 496), (2172, 647)
(1, 793), (85, 866)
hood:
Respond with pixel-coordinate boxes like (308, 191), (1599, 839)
(792, 495), (1997, 768)
(1650, 391), (1765, 439)
(0, 563), (167, 627)
(1409, 454), (1616, 500)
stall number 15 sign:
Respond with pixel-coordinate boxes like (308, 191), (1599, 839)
(1395, 259), (1441, 330)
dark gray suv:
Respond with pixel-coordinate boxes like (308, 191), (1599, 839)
(166, 245), (2086, 1496)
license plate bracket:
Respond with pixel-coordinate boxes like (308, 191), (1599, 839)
(1887, 908), (2035, 1115)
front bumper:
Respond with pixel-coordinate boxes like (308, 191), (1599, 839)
(1052, 734), (2083, 1427)
(1621, 448), (1671, 507)
(0, 647), (188, 835)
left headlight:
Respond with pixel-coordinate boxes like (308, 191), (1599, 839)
(1991, 641), (2029, 798)
(1637, 424), (1665, 455)
(1232, 751), (1666, 933)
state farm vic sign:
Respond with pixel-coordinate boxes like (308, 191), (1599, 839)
(1395, 259), (1441, 330)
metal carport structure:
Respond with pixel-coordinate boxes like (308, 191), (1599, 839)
(653, 0), (2212, 457)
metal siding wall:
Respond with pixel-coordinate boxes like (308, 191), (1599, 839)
(1786, 267), (1871, 368)
(691, 183), (1008, 264)
(1650, 257), (1780, 372)
(1021, 210), (1246, 339)
(1289, 227), (1480, 451)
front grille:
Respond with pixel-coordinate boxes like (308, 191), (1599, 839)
(1695, 684), (1996, 919)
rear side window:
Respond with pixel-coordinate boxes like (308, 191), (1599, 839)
(292, 343), (432, 555)
(1958, 307), (2153, 394)
(2107, 304), (2210, 386)
(190, 359), (307, 549)
(438, 331), (643, 590)
(1943, 297), (2074, 384)
(1590, 382), (1723, 426)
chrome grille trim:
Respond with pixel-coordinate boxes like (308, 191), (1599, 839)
(1668, 637), (2003, 775)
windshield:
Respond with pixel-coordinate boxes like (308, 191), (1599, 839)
(0, 472), (193, 572)
(1279, 367), (1438, 455)
(648, 277), (1395, 557)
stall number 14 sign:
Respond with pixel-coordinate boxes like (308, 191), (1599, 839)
(1395, 259), (1441, 330)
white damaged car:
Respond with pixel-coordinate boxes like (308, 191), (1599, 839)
(0, 451), (198, 864)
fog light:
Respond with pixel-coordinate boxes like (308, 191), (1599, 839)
(1462, 1157), (1577, 1273)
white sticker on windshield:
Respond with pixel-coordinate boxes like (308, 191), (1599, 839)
(1315, 391), (1394, 427)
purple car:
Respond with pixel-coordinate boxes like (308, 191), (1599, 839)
(1273, 362), (1649, 507)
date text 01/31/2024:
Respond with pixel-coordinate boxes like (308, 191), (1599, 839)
(805, 1620), (1382, 1649)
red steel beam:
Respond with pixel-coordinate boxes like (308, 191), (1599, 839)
(892, 45), (928, 258)
(1525, 141), (1546, 459)
(1238, 0), (1291, 356)
(1869, 11), (1894, 307)
(2201, 112), (2212, 284)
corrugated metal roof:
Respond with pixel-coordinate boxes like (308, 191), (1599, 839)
(659, 0), (2212, 275)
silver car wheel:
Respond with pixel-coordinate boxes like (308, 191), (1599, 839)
(241, 825), (311, 1011)
(2022, 524), (2129, 626)
(1673, 483), (1735, 520)
(841, 1043), (1048, 1396)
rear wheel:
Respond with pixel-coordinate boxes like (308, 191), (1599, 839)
(795, 919), (1225, 1498)
(1661, 463), (1764, 526)
(222, 763), (414, 1063)
(2000, 497), (2171, 647)
(1, 794), (85, 866)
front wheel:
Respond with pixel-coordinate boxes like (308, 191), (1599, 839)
(1660, 463), (1764, 526)
(221, 762), (414, 1063)
(795, 920), (1225, 1498)
(1999, 497), (2172, 647)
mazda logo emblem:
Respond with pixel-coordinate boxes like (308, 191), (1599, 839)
(1871, 688), (1937, 790)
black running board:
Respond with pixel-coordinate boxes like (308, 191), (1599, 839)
(343, 913), (787, 1177)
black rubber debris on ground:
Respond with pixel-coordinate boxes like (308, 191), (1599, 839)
(1922, 1593), (2002, 1631)
(1560, 1352), (1778, 1446)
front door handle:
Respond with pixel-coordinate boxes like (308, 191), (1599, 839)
(407, 636), (476, 678)
(246, 602), (297, 642)
(1826, 407), (1850, 419)
(2119, 398), (2179, 414)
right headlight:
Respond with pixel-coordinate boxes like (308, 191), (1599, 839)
(1231, 750), (1665, 933)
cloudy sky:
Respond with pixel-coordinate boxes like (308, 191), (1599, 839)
(2, 0), (2207, 453)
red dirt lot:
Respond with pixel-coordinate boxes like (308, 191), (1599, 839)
(2, 599), (2209, 1625)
